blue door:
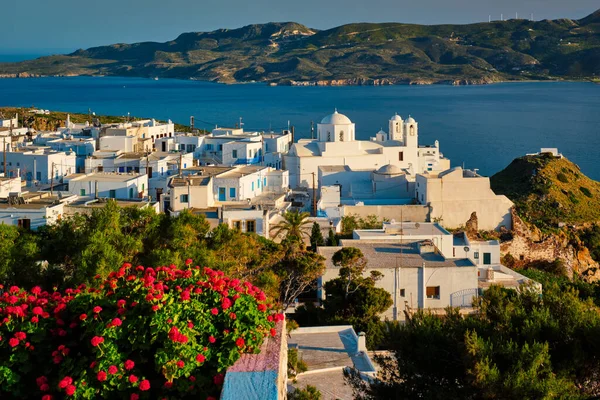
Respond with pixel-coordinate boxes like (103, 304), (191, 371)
(218, 187), (226, 201)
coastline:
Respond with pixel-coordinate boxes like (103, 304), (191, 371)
(0, 73), (591, 87)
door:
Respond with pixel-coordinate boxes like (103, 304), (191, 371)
(483, 253), (491, 265)
(218, 187), (226, 201)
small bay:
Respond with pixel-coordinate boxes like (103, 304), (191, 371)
(0, 77), (598, 179)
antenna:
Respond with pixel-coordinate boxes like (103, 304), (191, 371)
(488, 15), (491, 23)
(531, 13), (534, 21)
(500, 13), (503, 21)
(239, 117), (244, 129)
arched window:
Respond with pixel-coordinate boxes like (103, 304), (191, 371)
(339, 131), (344, 141)
(327, 131), (331, 142)
(396, 124), (400, 133)
(410, 126), (415, 136)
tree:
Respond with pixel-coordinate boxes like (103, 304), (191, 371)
(274, 240), (325, 311)
(327, 228), (338, 246)
(309, 222), (324, 251)
(289, 385), (322, 400)
(270, 210), (312, 242)
(332, 247), (382, 299)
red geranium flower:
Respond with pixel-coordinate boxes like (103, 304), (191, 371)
(211, 308), (218, 315)
(139, 379), (150, 391)
(258, 304), (267, 312)
(208, 335), (216, 343)
(79, 313), (87, 320)
(97, 371), (107, 382)
(108, 365), (118, 374)
(270, 328), (277, 337)
(213, 373), (224, 385)
(124, 360), (135, 370)
(93, 306), (102, 313)
(14, 332), (26, 340)
(9, 338), (19, 347)
(177, 360), (185, 369)
(221, 297), (232, 310)
(90, 336), (104, 347)
(111, 317), (122, 327)
(196, 354), (205, 363)
(65, 384), (76, 396)
(129, 375), (138, 383)
(236, 337), (245, 347)
(130, 394), (139, 400)
(42, 395), (53, 400)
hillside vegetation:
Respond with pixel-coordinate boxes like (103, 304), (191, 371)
(491, 153), (600, 230)
(1, 10), (599, 84)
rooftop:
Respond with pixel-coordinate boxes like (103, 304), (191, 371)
(319, 241), (475, 269)
(65, 172), (146, 182)
(169, 176), (212, 187)
(216, 165), (268, 179)
(354, 222), (450, 239)
(182, 166), (234, 177)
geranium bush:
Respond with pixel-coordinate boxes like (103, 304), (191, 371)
(0, 261), (282, 399)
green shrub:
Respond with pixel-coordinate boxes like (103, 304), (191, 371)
(579, 186), (593, 198)
(557, 172), (569, 183)
(0, 263), (279, 399)
(289, 385), (322, 400)
(288, 348), (308, 377)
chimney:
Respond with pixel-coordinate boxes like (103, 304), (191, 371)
(356, 332), (367, 353)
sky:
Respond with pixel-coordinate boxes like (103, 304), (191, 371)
(2, 0), (598, 53)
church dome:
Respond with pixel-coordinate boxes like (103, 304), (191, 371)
(406, 116), (416, 124)
(320, 110), (352, 125)
(375, 164), (403, 175)
(390, 113), (403, 121)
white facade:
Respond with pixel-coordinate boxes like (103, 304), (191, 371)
(64, 173), (148, 200)
(415, 167), (514, 230)
(222, 208), (269, 236)
(285, 111), (450, 188)
(0, 202), (64, 230)
(0, 177), (22, 197)
(167, 176), (214, 212)
(0, 148), (77, 184)
(213, 166), (272, 202)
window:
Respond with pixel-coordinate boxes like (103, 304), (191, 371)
(399, 151), (404, 161)
(232, 150), (238, 159)
(257, 179), (260, 189)
(206, 144), (213, 151)
(180, 194), (189, 203)
(339, 131), (344, 141)
(248, 150), (252, 158)
(80, 189), (86, 196)
(426, 286), (440, 299)
(109, 190), (116, 199)
(246, 220), (256, 233)
(410, 126), (415, 136)
(217, 144), (223, 151)
(263, 177), (267, 188)
(327, 132), (331, 142)
(474, 252), (480, 259)
(251, 182), (255, 191)
(400, 289), (405, 297)
(36, 172), (41, 181)
(129, 188), (134, 199)
(141, 183), (145, 191)
(16, 162), (20, 167)
(180, 144), (186, 151)
(229, 188), (236, 198)
(232, 221), (242, 230)
(396, 124), (400, 133)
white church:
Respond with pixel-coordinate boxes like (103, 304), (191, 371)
(283, 110), (450, 188)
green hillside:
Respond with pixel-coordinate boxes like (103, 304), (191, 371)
(1, 10), (599, 84)
(490, 153), (600, 230)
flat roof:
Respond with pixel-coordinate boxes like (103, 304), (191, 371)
(182, 166), (234, 177)
(319, 241), (475, 269)
(170, 176), (211, 187)
(216, 165), (268, 179)
(65, 172), (145, 182)
(65, 197), (151, 208)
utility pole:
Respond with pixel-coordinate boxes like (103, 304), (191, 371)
(50, 162), (54, 196)
(310, 120), (314, 139)
(2, 137), (6, 177)
(179, 152), (183, 177)
(312, 172), (317, 217)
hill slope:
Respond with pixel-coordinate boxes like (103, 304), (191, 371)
(1, 10), (600, 84)
(491, 153), (600, 230)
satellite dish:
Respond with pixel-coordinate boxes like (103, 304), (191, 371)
(415, 223), (421, 229)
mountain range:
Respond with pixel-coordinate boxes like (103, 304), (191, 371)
(1, 9), (599, 85)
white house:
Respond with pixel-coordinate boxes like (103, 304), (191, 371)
(222, 206), (269, 236)
(284, 111), (450, 189)
(0, 192), (67, 230)
(0, 147), (77, 184)
(64, 172), (148, 200)
(166, 175), (214, 212)
(415, 167), (514, 230)
(0, 177), (22, 198)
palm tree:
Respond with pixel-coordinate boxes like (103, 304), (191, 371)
(270, 210), (312, 242)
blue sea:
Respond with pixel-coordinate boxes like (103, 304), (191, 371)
(0, 76), (598, 179)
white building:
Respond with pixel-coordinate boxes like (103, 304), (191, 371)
(284, 111), (450, 189)
(0, 192), (67, 230)
(166, 175), (215, 212)
(0, 177), (22, 198)
(415, 167), (514, 230)
(0, 147), (77, 185)
(64, 172), (148, 200)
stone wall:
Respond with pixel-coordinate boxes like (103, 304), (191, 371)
(501, 209), (599, 280)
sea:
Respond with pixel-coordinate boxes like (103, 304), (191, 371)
(0, 75), (598, 179)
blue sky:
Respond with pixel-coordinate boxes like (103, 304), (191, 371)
(2, 0), (598, 53)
